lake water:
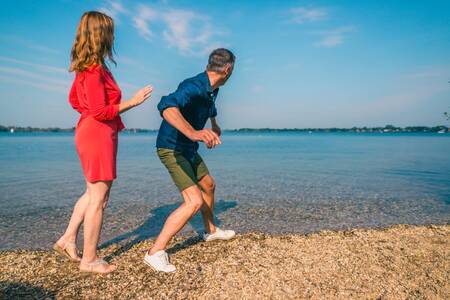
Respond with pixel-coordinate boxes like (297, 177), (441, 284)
(0, 132), (449, 249)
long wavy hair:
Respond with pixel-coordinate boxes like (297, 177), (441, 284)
(70, 11), (116, 72)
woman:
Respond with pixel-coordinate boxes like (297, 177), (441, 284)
(53, 11), (152, 274)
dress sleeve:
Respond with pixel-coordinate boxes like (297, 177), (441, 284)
(157, 82), (201, 116)
(68, 80), (82, 114)
(84, 67), (119, 121)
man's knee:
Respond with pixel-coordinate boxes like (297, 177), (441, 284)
(200, 175), (216, 192)
(183, 186), (204, 212)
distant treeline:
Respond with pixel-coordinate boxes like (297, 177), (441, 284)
(1, 125), (448, 133)
(228, 125), (449, 133)
(0, 125), (156, 133)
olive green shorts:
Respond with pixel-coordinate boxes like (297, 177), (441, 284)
(157, 148), (210, 191)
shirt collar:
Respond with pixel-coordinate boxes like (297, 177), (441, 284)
(200, 71), (217, 94)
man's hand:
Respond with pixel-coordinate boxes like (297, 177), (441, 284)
(161, 107), (222, 149)
(190, 129), (222, 149)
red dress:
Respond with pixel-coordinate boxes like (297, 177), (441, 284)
(69, 65), (125, 182)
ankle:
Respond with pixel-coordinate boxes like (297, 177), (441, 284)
(148, 248), (163, 256)
(81, 256), (98, 265)
(59, 234), (77, 244)
(206, 226), (217, 234)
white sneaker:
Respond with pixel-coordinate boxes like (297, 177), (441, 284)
(203, 227), (236, 242)
(143, 250), (176, 273)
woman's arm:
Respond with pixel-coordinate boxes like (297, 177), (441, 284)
(118, 85), (153, 114)
(84, 68), (119, 121)
(85, 67), (152, 119)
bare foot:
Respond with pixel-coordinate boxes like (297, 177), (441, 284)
(79, 259), (117, 274)
(54, 238), (81, 262)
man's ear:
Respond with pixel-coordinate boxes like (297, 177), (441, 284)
(224, 64), (232, 75)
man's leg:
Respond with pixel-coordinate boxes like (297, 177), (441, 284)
(198, 174), (217, 233)
(148, 185), (204, 254)
(194, 155), (235, 241)
(148, 149), (205, 254)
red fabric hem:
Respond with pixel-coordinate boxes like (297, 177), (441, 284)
(85, 175), (116, 183)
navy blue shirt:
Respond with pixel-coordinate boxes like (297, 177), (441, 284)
(156, 71), (219, 159)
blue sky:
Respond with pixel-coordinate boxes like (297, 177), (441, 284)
(0, 0), (449, 129)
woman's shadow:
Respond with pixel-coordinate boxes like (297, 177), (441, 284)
(101, 199), (237, 259)
(0, 281), (55, 299)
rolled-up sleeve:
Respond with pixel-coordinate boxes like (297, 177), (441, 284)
(157, 83), (201, 116)
(84, 67), (119, 121)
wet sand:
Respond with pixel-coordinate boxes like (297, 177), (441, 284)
(1, 224), (449, 299)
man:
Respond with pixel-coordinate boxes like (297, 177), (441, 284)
(144, 48), (236, 272)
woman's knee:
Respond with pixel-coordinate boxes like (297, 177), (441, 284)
(88, 195), (108, 210)
(87, 181), (112, 208)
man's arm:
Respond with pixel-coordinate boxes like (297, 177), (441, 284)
(162, 107), (222, 148)
(210, 117), (221, 136)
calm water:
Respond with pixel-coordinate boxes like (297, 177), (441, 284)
(0, 132), (449, 249)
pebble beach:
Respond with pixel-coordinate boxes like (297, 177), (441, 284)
(1, 224), (449, 299)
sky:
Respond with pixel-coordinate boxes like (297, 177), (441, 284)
(0, 0), (449, 129)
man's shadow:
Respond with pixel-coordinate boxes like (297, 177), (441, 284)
(101, 199), (237, 259)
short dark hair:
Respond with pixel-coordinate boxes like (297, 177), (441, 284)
(207, 48), (235, 72)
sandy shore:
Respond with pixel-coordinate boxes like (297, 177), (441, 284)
(1, 224), (448, 299)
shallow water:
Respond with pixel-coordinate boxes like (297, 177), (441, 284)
(0, 132), (449, 249)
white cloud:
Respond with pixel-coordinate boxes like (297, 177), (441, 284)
(0, 65), (70, 94)
(133, 5), (158, 40)
(287, 6), (354, 48)
(100, 0), (128, 20)
(312, 26), (354, 48)
(0, 75), (68, 94)
(161, 9), (215, 55)
(0, 35), (61, 55)
(290, 7), (327, 24)
(102, 2), (225, 56)
(0, 56), (67, 74)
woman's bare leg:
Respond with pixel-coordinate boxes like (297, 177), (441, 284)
(80, 180), (116, 273)
(55, 190), (89, 259)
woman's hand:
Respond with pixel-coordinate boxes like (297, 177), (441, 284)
(132, 85), (153, 106)
(119, 85), (153, 114)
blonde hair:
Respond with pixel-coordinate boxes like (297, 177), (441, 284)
(70, 11), (116, 72)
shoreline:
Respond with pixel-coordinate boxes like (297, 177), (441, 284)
(1, 221), (449, 252)
(1, 224), (449, 299)
(1, 124), (449, 134)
